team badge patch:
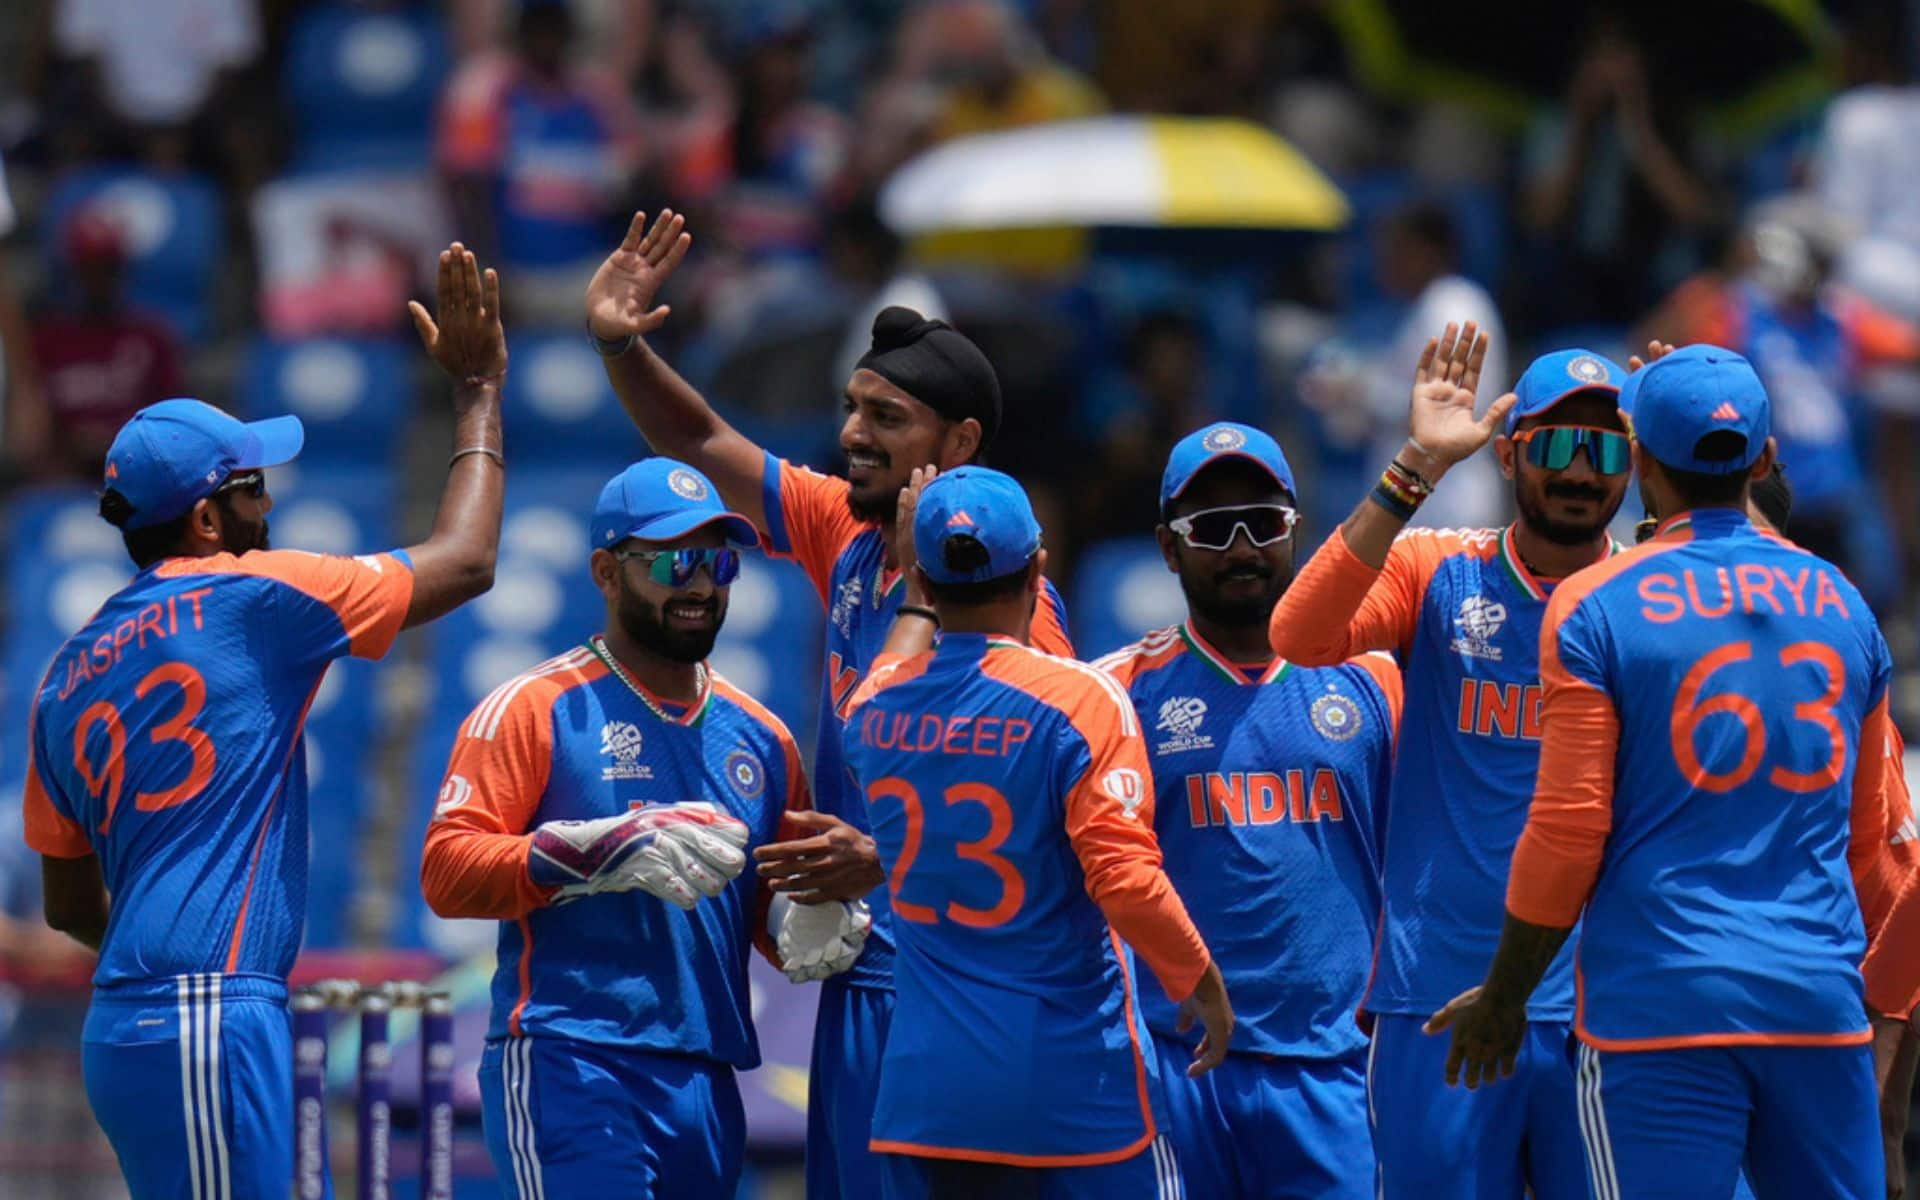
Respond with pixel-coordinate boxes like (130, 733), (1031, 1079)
(1566, 355), (1609, 385)
(1202, 425), (1246, 452)
(667, 468), (709, 501)
(724, 749), (765, 799)
(1311, 691), (1362, 741)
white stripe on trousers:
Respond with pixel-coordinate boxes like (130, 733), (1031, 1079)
(1576, 1042), (1622, 1200)
(176, 974), (231, 1200)
(503, 1037), (546, 1200)
(1150, 1133), (1184, 1200)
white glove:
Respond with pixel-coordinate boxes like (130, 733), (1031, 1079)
(530, 802), (750, 910)
(770, 893), (871, 983)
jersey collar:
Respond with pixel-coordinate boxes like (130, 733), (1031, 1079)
(1496, 524), (1625, 602)
(1179, 621), (1289, 686)
(586, 636), (711, 727)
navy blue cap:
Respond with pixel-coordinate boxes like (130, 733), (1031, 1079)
(1506, 349), (1627, 434)
(103, 399), (305, 529)
(1621, 344), (1770, 475)
(913, 466), (1041, 585)
(1159, 423), (1296, 515)
(591, 459), (759, 550)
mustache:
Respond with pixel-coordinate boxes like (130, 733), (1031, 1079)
(1545, 483), (1609, 502)
(1215, 562), (1272, 583)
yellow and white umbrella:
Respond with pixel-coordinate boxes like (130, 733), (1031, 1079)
(879, 116), (1350, 236)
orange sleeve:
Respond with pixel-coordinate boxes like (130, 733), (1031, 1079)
(1032, 585), (1074, 657)
(755, 727), (815, 968)
(419, 683), (559, 921)
(1353, 652), (1405, 739)
(1844, 294), (1920, 365)
(437, 56), (508, 172)
(1505, 591), (1617, 928)
(22, 728), (91, 858)
(1849, 696), (1900, 941)
(846, 651), (928, 716)
(1061, 677), (1211, 1003)
(159, 549), (415, 662)
(1863, 719), (1920, 1014)
(1880, 724), (1918, 871)
(761, 456), (865, 605)
(1269, 529), (1435, 665)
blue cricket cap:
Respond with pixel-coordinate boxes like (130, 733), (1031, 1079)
(1506, 349), (1627, 434)
(102, 399), (305, 529)
(1159, 422), (1296, 515)
(1621, 344), (1770, 475)
(913, 466), (1042, 585)
(591, 459), (759, 550)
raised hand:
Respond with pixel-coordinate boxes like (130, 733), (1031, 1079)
(409, 243), (507, 383)
(893, 466), (937, 581)
(1407, 321), (1514, 468)
(586, 209), (692, 341)
(1627, 339), (1676, 372)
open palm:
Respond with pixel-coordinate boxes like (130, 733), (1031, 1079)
(408, 242), (507, 382)
(586, 209), (692, 340)
(1408, 321), (1513, 467)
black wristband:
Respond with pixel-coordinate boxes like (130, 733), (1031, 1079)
(587, 320), (637, 359)
(897, 604), (940, 627)
(1368, 484), (1418, 522)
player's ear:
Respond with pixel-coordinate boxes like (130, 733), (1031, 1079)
(1155, 523), (1180, 573)
(1028, 549), (1047, 596)
(1749, 438), (1778, 481)
(1493, 434), (1517, 480)
(186, 496), (222, 552)
(589, 548), (621, 601)
(940, 417), (982, 469)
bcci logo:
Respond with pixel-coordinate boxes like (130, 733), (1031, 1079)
(1450, 595), (1507, 662)
(667, 468), (708, 501)
(600, 721), (653, 781)
(1566, 355), (1609, 385)
(831, 576), (863, 637)
(1311, 691), (1363, 741)
(432, 774), (472, 821)
(1201, 425), (1246, 452)
(724, 749), (765, 799)
(1102, 768), (1146, 819)
(1154, 696), (1213, 755)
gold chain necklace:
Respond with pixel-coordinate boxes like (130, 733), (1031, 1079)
(587, 635), (707, 724)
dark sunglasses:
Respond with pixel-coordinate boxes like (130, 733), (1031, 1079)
(1512, 426), (1631, 475)
(1168, 503), (1300, 551)
(213, 469), (267, 500)
(614, 546), (741, 588)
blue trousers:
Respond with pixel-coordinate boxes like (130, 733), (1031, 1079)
(878, 1134), (1185, 1200)
(83, 974), (293, 1200)
(1367, 1013), (1589, 1200)
(807, 978), (893, 1200)
(478, 1036), (743, 1198)
(1154, 1034), (1372, 1199)
(1575, 1040), (1879, 1200)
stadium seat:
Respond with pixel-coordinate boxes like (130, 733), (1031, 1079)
(243, 336), (413, 461)
(41, 166), (224, 343)
(499, 336), (649, 469)
(282, 1), (451, 175)
(2, 487), (133, 738)
(1069, 536), (1187, 659)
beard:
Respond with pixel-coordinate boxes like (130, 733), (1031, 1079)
(1179, 558), (1292, 631)
(220, 516), (270, 555)
(846, 485), (898, 526)
(615, 579), (726, 664)
(1516, 480), (1622, 546)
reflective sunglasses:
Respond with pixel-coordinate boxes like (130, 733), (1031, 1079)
(212, 469), (267, 500)
(614, 546), (741, 588)
(1512, 425), (1631, 475)
(1168, 503), (1300, 551)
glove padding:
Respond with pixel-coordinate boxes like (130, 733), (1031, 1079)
(530, 802), (749, 910)
(770, 893), (872, 983)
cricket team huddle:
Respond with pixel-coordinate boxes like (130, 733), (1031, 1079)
(19, 206), (1920, 1200)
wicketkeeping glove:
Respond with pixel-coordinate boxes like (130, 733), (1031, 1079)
(769, 893), (872, 983)
(529, 802), (749, 910)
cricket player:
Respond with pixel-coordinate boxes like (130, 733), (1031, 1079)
(1434, 343), (1903, 1198)
(1095, 423), (1400, 1198)
(844, 465), (1230, 1199)
(21, 245), (509, 1198)
(1270, 323), (1632, 1198)
(420, 458), (871, 1196)
(583, 209), (1072, 1197)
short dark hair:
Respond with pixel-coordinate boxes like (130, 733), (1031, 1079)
(1750, 461), (1792, 533)
(102, 487), (226, 568)
(923, 535), (1034, 606)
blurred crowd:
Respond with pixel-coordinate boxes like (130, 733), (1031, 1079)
(0, 0), (1918, 912)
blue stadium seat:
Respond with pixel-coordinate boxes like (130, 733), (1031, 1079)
(41, 166), (224, 343)
(500, 336), (648, 469)
(283, 1), (451, 175)
(1070, 537), (1187, 660)
(3, 486), (133, 732)
(302, 725), (370, 948)
(243, 337), (413, 461)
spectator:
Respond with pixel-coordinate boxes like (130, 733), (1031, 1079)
(0, 151), (37, 473)
(1089, 0), (1276, 116)
(49, 0), (260, 132)
(1519, 15), (1718, 330)
(439, 0), (642, 322)
(1360, 200), (1508, 530)
(14, 213), (185, 481)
